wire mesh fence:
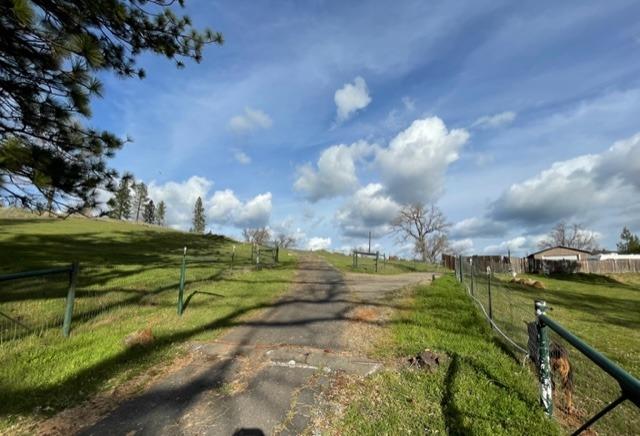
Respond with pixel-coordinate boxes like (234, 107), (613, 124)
(0, 273), (69, 343)
(546, 329), (640, 435)
(0, 243), (262, 345)
(458, 256), (533, 356)
(455, 255), (640, 435)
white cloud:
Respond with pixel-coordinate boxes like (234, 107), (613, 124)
(490, 133), (640, 226)
(448, 238), (474, 255)
(233, 150), (251, 165)
(595, 133), (640, 191)
(207, 189), (242, 223)
(472, 111), (517, 129)
(335, 183), (400, 237)
(229, 107), (273, 134)
(307, 236), (332, 251)
(334, 76), (372, 122)
(294, 140), (375, 202)
(148, 176), (213, 230)
(147, 176), (271, 230)
(491, 155), (600, 224)
(482, 236), (529, 255)
(208, 190), (273, 228)
(450, 217), (508, 239)
(376, 116), (469, 204)
(235, 192), (273, 227)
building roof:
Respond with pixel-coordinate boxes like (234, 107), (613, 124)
(528, 245), (593, 257)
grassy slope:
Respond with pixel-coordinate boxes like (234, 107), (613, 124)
(469, 271), (640, 434)
(0, 212), (297, 430)
(337, 275), (560, 435)
(315, 249), (444, 275)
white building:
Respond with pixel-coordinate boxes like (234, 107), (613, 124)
(588, 252), (640, 261)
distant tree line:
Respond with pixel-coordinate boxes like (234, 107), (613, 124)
(106, 176), (166, 226)
(617, 227), (640, 254)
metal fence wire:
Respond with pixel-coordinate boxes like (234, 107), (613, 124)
(454, 255), (640, 435)
(456, 255), (532, 356)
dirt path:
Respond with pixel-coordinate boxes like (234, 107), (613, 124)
(68, 255), (435, 435)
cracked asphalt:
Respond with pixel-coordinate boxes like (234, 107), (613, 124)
(79, 255), (435, 436)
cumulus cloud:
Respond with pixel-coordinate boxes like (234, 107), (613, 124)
(595, 133), (640, 190)
(235, 193), (273, 227)
(207, 189), (241, 223)
(148, 176), (213, 230)
(307, 237), (332, 251)
(490, 133), (640, 226)
(472, 111), (517, 129)
(335, 183), (400, 237)
(233, 150), (251, 164)
(294, 140), (375, 202)
(147, 176), (271, 230)
(208, 191), (272, 228)
(483, 236), (529, 255)
(229, 107), (273, 134)
(334, 76), (372, 122)
(448, 238), (474, 255)
(450, 217), (508, 239)
(376, 117), (469, 204)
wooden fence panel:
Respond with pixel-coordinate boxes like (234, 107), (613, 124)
(577, 259), (640, 274)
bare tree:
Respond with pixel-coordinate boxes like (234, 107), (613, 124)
(242, 227), (271, 246)
(538, 221), (598, 252)
(392, 203), (449, 262)
(275, 232), (297, 248)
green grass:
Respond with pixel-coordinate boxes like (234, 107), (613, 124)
(463, 270), (640, 435)
(315, 249), (444, 275)
(0, 211), (298, 431)
(335, 275), (560, 435)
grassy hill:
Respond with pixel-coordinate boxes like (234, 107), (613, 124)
(0, 210), (297, 431)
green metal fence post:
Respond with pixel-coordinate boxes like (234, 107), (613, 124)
(487, 266), (493, 325)
(275, 244), (279, 262)
(375, 251), (379, 273)
(535, 300), (553, 416)
(62, 261), (79, 337)
(177, 246), (187, 315)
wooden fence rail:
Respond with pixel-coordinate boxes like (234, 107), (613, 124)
(443, 254), (640, 275)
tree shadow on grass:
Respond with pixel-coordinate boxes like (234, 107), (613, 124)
(182, 290), (225, 312)
(440, 354), (470, 434)
(0, 264), (416, 421)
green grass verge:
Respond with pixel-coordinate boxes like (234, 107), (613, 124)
(314, 249), (444, 275)
(336, 275), (560, 435)
(0, 212), (298, 431)
(466, 271), (640, 435)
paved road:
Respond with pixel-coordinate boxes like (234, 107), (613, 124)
(80, 256), (434, 436)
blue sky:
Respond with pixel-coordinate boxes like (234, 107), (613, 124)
(92, 0), (640, 256)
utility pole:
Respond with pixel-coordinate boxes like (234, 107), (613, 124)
(368, 231), (371, 253)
